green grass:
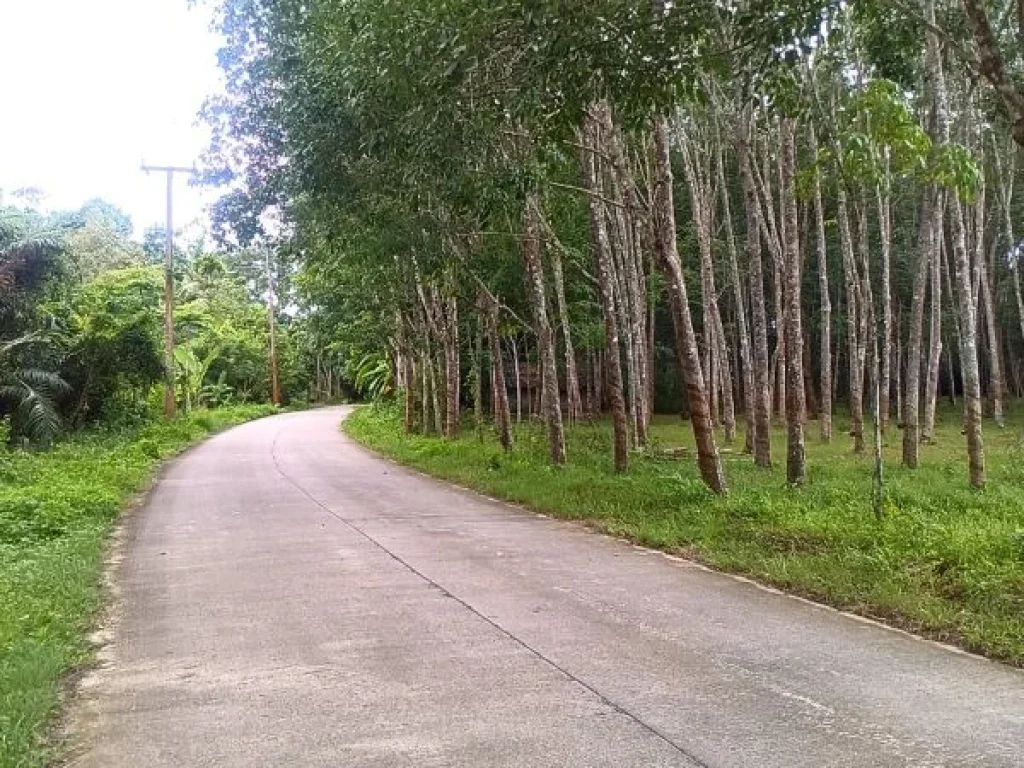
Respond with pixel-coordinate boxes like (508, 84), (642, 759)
(0, 404), (278, 768)
(346, 403), (1024, 666)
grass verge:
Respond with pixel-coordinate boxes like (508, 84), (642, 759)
(346, 403), (1024, 666)
(0, 404), (278, 768)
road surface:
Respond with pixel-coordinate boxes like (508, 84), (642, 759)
(68, 407), (1023, 767)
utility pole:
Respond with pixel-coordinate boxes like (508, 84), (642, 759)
(265, 245), (281, 406)
(142, 164), (194, 418)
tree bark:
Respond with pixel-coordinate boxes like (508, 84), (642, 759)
(855, 196), (872, 439)
(780, 119), (806, 484)
(903, 186), (938, 465)
(974, 190), (1005, 427)
(549, 244), (584, 423)
(511, 336), (522, 424)
(582, 105), (629, 472)
(772, 145), (787, 424)
(522, 191), (567, 466)
(653, 111), (727, 492)
(441, 297), (460, 439)
(738, 109), (772, 467)
(877, 152), (893, 432)
(679, 119), (737, 443)
(484, 295), (513, 452)
(837, 188), (865, 453)
(473, 307), (484, 438)
(400, 314), (418, 434)
(923, 234), (943, 442)
(716, 114), (754, 452)
(993, 138), (1024, 360)
(604, 117), (652, 446)
(810, 126), (832, 442)
(961, 0), (1024, 147)
(931, 0), (986, 486)
(950, 194), (988, 487)
(942, 238), (964, 404)
(421, 350), (433, 435)
(772, 254), (786, 422)
(428, 347), (443, 435)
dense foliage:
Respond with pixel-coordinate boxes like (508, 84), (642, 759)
(0, 197), (308, 445)
(202, 0), (1024, 494)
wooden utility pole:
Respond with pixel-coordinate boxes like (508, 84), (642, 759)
(265, 246), (281, 406)
(142, 164), (194, 418)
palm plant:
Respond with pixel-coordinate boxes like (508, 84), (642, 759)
(0, 335), (69, 447)
(199, 371), (235, 408)
(174, 345), (221, 412)
(0, 216), (64, 331)
(349, 352), (393, 401)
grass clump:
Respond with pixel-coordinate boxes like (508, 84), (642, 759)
(346, 402), (1024, 666)
(0, 404), (277, 768)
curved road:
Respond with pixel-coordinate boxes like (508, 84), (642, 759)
(70, 407), (1023, 767)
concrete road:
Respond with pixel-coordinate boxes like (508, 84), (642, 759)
(69, 407), (1023, 767)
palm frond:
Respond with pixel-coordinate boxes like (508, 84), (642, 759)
(0, 235), (64, 295)
(15, 368), (71, 398)
(0, 332), (42, 358)
(0, 367), (69, 447)
(352, 353), (393, 401)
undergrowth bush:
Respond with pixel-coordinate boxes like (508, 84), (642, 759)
(0, 403), (277, 768)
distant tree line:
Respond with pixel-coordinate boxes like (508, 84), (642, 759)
(0, 194), (312, 447)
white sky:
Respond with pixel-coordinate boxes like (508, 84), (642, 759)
(0, 0), (223, 239)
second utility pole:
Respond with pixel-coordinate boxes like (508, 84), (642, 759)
(265, 245), (281, 406)
(142, 163), (194, 418)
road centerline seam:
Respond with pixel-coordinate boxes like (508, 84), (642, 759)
(268, 428), (710, 767)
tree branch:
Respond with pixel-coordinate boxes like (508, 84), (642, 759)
(961, 0), (1024, 146)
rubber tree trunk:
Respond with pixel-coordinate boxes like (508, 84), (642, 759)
(927, 0), (985, 486)
(942, 241), (964, 402)
(603, 117), (651, 446)
(772, 153), (787, 424)
(716, 114), (754, 452)
(876, 155), (894, 432)
(581, 105), (629, 472)
(522, 191), (566, 466)
(442, 304), (460, 439)
(923, 235), (943, 442)
(977, 245), (1005, 427)
(855, 197), (872, 442)
(485, 294), (513, 452)
(855, 193), (886, 516)
(738, 109), (772, 468)
(473, 308), (484, 439)
(403, 351), (417, 434)
(837, 188), (865, 453)
(680, 122), (736, 443)
(950, 194), (987, 487)
(780, 119), (807, 484)
(426, 345), (443, 436)
(994, 146), (1024, 350)
(653, 112), (726, 493)
(511, 336), (522, 424)
(810, 126), (832, 443)
(550, 245), (584, 423)
(416, 274), (458, 438)
(397, 311), (418, 434)
(419, 350), (431, 435)
(902, 188), (937, 466)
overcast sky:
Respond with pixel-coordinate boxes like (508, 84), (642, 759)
(0, 0), (223, 238)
